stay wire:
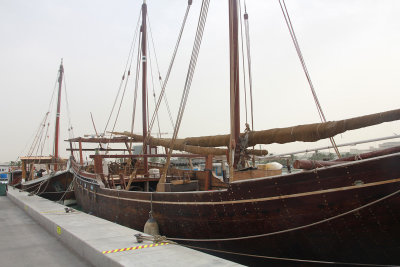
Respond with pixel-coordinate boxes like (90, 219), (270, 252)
(238, 0), (248, 125)
(147, 35), (163, 139)
(103, 10), (142, 136)
(147, 2), (192, 137)
(104, 11), (142, 153)
(147, 14), (175, 130)
(162, 0), (210, 179)
(27, 74), (58, 157)
(147, 15), (174, 131)
(62, 73), (79, 160)
(279, 0), (340, 158)
(129, 33), (142, 151)
(244, 2), (255, 132)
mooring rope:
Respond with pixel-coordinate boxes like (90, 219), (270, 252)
(57, 176), (76, 202)
(180, 243), (397, 266)
(167, 187), (400, 242)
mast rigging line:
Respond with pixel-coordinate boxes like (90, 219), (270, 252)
(147, 0), (193, 138)
(62, 73), (78, 159)
(278, 0), (341, 158)
(243, 1), (254, 132)
(146, 33), (163, 140)
(147, 15), (175, 130)
(129, 33), (143, 151)
(105, 53), (135, 153)
(159, 0), (210, 187)
(27, 74), (59, 157)
(102, 11), (142, 153)
(102, 10), (142, 137)
(238, 0), (248, 125)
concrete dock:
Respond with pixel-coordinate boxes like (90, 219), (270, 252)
(0, 193), (90, 266)
(2, 188), (241, 267)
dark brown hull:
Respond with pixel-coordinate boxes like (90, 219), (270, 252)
(21, 171), (75, 201)
(71, 153), (400, 265)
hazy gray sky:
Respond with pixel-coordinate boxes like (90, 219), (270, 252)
(1, 0), (399, 162)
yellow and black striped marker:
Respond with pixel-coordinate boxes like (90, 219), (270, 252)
(102, 242), (170, 254)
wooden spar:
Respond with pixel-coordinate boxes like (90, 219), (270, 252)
(113, 108), (400, 148)
(111, 131), (268, 156)
(229, 0), (241, 178)
(141, 1), (148, 175)
(229, 0), (241, 169)
(89, 154), (204, 159)
(54, 59), (64, 171)
(67, 148), (132, 152)
(67, 137), (132, 143)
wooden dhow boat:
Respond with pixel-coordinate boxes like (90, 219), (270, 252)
(18, 61), (74, 202)
(68, 1), (400, 265)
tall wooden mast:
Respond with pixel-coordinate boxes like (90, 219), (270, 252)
(228, 0), (240, 178)
(141, 0), (148, 175)
(54, 59), (64, 171)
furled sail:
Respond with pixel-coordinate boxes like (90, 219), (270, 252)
(111, 132), (268, 156)
(115, 108), (400, 149)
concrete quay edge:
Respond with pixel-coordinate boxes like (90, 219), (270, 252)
(7, 187), (242, 267)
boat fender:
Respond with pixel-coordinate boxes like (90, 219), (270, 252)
(144, 212), (160, 236)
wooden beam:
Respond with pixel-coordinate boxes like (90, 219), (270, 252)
(66, 137), (133, 143)
(79, 140), (83, 165)
(89, 153), (204, 159)
(67, 148), (131, 152)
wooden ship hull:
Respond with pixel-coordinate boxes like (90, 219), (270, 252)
(20, 171), (75, 202)
(70, 152), (400, 265)
(66, 1), (400, 264)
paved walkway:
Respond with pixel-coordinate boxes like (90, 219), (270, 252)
(0, 195), (91, 267)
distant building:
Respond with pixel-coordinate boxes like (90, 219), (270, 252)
(132, 145), (158, 155)
(0, 163), (11, 181)
(0, 163), (11, 173)
(349, 147), (375, 154)
(349, 141), (400, 154)
(379, 141), (400, 149)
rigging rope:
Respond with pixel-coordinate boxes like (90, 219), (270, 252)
(180, 244), (395, 267)
(102, 11), (142, 154)
(147, 1), (193, 137)
(129, 33), (143, 151)
(27, 75), (59, 157)
(147, 14), (175, 131)
(147, 35), (163, 140)
(62, 73), (78, 159)
(39, 122), (51, 156)
(102, 10), (142, 137)
(159, 0), (210, 185)
(243, 1), (254, 132)
(279, 0), (341, 158)
(242, 1), (256, 166)
(238, 0), (248, 125)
